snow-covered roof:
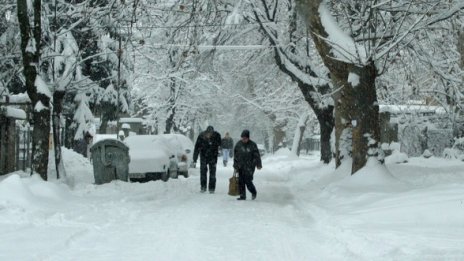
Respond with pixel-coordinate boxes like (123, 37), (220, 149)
(379, 105), (446, 115)
(0, 106), (27, 120)
(119, 117), (144, 123)
(1, 93), (31, 103)
(121, 123), (130, 129)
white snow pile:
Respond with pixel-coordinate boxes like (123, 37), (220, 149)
(1, 148), (464, 260)
(0, 174), (72, 210)
(385, 149), (409, 164)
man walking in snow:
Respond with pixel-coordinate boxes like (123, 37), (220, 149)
(193, 126), (222, 193)
(221, 132), (234, 166)
(233, 129), (262, 200)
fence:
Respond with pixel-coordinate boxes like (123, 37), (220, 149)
(15, 126), (32, 171)
(300, 137), (320, 154)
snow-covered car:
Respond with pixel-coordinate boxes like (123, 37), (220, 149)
(257, 144), (266, 157)
(124, 134), (193, 182)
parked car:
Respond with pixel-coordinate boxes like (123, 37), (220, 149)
(257, 144), (266, 157)
(124, 134), (194, 182)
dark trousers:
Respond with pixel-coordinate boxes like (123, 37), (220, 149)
(200, 158), (217, 191)
(238, 169), (256, 198)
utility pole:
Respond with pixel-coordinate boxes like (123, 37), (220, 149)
(116, 32), (122, 139)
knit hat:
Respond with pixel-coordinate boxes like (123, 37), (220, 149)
(241, 129), (250, 138)
(206, 126), (214, 133)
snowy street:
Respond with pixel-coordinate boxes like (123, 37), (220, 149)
(2, 1), (464, 260)
(1, 149), (464, 260)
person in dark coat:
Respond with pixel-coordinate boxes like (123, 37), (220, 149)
(193, 125), (222, 193)
(221, 132), (234, 167)
(233, 129), (262, 200)
(74, 131), (93, 158)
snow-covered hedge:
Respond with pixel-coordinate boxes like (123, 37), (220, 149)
(443, 137), (464, 161)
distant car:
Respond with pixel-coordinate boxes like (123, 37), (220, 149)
(257, 144), (266, 156)
(124, 134), (194, 182)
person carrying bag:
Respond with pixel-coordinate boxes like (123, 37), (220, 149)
(233, 130), (262, 200)
(228, 170), (240, 196)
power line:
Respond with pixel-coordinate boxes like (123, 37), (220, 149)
(140, 43), (288, 50)
(93, 19), (288, 30)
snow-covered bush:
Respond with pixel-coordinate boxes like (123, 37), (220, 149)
(427, 129), (453, 156)
(443, 137), (464, 160)
(422, 149), (433, 158)
(443, 148), (457, 159)
(453, 137), (464, 152)
(399, 125), (424, 157)
(385, 150), (408, 164)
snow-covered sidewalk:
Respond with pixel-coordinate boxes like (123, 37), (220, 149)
(1, 149), (464, 260)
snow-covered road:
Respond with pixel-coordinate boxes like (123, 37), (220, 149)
(59, 166), (334, 260)
(1, 149), (464, 260)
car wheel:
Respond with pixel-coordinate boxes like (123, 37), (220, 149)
(161, 169), (170, 182)
(130, 178), (148, 183)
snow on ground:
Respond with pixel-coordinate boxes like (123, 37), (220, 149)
(1, 148), (464, 260)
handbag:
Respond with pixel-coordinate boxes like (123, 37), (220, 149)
(228, 170), (240, 196)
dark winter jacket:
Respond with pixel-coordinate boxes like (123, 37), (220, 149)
(73, 138), (88, 158)
(221, 137), (234, 149)
(233, 140), (262, 173)
(193, 131), (221, 163)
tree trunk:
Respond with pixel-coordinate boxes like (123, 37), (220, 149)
(99, 116), (108, 134)
(291, 113), (309, 156)
(17, 0), (50, 180)
(455, 29), (464, 137)
(297, 0), (381, 174)
(350, 63), (380, 173)
(296, 125), (305, 156)
(459, 30), (464, 69)
(52, 91), (66, 179)
(164, 79), (177, 134)
(273, 124), (286, 152)
(333, 81), (355, 168)
(32, 109), (51, 179)
(317, 106), (334, 163)
(63, 117), (74, 149)
(165, 108), (176, 134)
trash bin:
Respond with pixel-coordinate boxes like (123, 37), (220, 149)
(90, 139), (130, 185)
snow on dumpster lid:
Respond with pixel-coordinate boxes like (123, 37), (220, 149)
(92, 134), (118, 144)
